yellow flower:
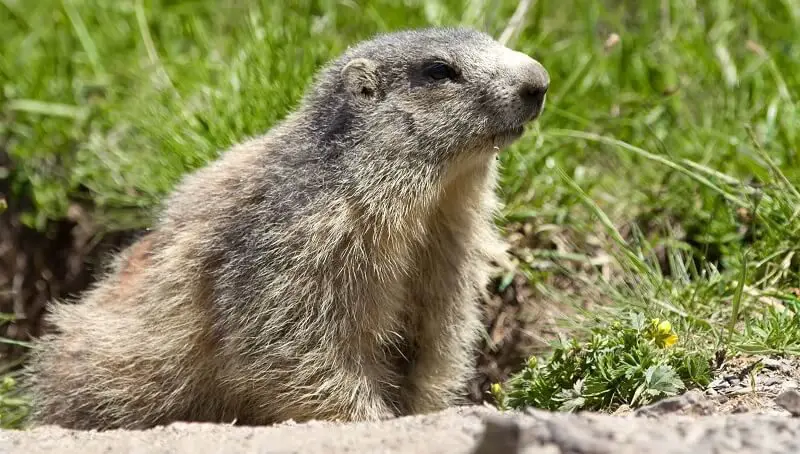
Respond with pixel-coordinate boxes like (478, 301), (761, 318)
(657, 320), (672, 336)
(662, 332), (679, 347)
(490, 383), (507, 410)
(649, 318), (678, 347)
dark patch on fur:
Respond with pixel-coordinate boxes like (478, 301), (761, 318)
(401, 110), (418, 138)
(115, 233), (156, 299)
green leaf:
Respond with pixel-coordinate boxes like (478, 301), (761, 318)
(557, 394), (586, 412)
(644, 365), (684, 397)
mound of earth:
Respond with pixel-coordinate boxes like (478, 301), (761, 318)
(3, 392), (799, 454)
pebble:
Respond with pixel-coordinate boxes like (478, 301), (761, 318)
(760, 357), (795, 374)
(732, 403), (750, 414)
(709, 378), (729, 389)
(759, 376), (783, 387)
(471, 416), (521, 454)
(776, 389), (800, 417)
(731, 387), (756, 396)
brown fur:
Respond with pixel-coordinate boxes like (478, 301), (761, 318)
(24, 27), (549, 430)
(113, 233), (155, 301)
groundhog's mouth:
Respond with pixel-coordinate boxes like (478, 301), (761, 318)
(491, 126), (526, 149)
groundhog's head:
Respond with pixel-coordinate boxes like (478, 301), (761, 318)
(304, 27), (549, 173)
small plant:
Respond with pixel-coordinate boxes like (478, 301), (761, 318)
(0, 374), (29, 429)
(734, 298), (800, 356)
(492, 312), (712, 413)
(0, 314), (31, 429)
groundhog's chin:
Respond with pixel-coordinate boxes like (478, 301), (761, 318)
(490, 126), (526, 151)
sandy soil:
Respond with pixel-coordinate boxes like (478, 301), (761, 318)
(2, 395), (799, 454)
(2, 355), (798, 453)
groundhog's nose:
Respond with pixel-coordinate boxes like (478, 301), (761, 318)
(517, 60), (549, 119)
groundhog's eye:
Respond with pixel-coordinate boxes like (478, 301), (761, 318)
(423, 62), (457, 82)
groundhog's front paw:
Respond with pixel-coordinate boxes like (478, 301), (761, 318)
(399, 387), (453, 416)
(350, 397), (397, 422)
(376, 408), (398, 420)
(410, 398), (451, 415)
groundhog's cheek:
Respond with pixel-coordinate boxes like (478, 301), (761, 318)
(396, 93), (481, 139)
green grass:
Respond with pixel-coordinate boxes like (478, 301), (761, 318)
(492, 150), (799, 413)
(2, 0), (799, 426)
(0, 315), (30, 427)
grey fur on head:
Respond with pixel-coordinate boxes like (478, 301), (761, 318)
(24, 26), (549, 431)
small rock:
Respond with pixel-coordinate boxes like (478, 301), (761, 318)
(634, 390), (712, 417)
(760, 357), (796, 374)
(731, 387), (756, 396)
(780, 381), (799, 392)
(728, 378), (741, 387)
(709, 378), (730, 390)
(714, 394), (730, 404)
(612, 404), (632, 416)
(762, 358), (783, 370)
(758, 376), (782, 387)
(731, 403), (750, 414)
(471, 416), (521, 454)
(775, 389), (800, 417)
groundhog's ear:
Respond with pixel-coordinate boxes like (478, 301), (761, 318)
(341, 58), (381, 100)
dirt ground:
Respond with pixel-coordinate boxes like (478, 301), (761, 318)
(2, 396), (799, 454)
(3, 354), (798, 453)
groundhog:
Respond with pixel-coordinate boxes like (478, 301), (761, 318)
(24, 26), (549, 430)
